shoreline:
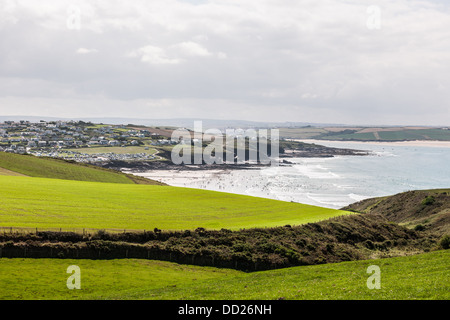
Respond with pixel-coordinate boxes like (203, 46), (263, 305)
(125, 142), (450, 209)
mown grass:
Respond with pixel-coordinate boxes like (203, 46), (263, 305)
(0, 175), (351, 231)
(0, 250), (447, 300)
(0, 258), (242, 300)
(109, 250), (450, 300)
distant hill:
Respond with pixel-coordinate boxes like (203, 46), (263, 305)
(0, 115), (342, 129)
(0, 152), (164, 185)
(278, 126), (450, 141)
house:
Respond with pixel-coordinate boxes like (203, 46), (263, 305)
(109, 140), (120, 146)
(38, 141), (47, 147)
(17, 146), (26, 154)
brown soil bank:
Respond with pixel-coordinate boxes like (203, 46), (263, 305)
(342, 189), (450, 236)
(0, 214), (445, 271)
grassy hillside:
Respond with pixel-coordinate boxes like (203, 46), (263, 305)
(343, 189), (450, 236)
(0, 152), (163, 185)
(0, 250), (447, 300)
(147, 250), (449, 300)
(0, 175), (351, 230)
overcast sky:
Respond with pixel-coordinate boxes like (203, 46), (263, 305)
(0, 0), (449, 125)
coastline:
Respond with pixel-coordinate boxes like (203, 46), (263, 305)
(101, 140), (369, 172)
(125, 141), (450, 209)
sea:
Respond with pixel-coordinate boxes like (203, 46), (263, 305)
(135, 141), (450, 209)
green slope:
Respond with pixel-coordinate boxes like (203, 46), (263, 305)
(0, 175), (351, 230)
(0, 250), (447, 300)
(0, 258), (241, 300)
(0, 152), (162, 185)
(146, 249), (449, 300)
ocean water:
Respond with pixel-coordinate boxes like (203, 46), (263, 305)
(137, 141), (450, 209)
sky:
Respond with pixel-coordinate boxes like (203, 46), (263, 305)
(0, 0), (449, 125)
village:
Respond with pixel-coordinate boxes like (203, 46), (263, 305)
(0, 120), (177, 163)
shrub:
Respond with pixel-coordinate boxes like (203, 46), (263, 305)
(414, 224), (426, 231)
(295, 239), (307, 248)
(440, 235), (450, 249)
(95, 229), (109, 240)
(383, 240), (393, 248)
(421, 196), (435, 206)
(364, 240), (375, 250)
(325, 243), (334, 253)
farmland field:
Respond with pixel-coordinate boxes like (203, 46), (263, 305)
(277, 127), (450, 141)
(0, 175), (352, 231)
(0, 250), (447, 300)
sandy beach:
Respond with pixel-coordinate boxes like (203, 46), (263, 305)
(125, 169), (230, 187)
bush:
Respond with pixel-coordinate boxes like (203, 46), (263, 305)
(95, 229), (109, 240)
(364, 240), (375, 250)
(421, 196), (435, 206)
(414, 224), (426, 231)
(440, 235), (450, 249)
(383, 240), (393, 248)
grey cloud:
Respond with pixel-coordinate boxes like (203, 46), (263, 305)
(0, 0), (449, 125)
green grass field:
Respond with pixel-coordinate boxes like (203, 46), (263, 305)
(318, 132), (378, 141)
(377, 129), (450, 141)
(0, 152), (136, 184)
(0, 175), (351, 231)
(0, 250), (447, 300)
(278, 127), (328, 139)
(0, 258), (241, 300)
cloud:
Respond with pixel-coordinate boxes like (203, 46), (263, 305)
(0, 0), (449, 125)
(128, 45), (181, 65)
(171, 41), (212, 57)
(76, 47), (98, 54)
